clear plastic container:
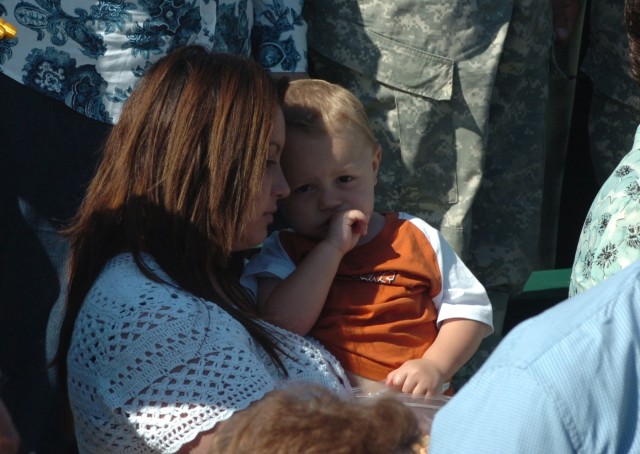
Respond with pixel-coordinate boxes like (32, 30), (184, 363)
(352, 386), (450, 435)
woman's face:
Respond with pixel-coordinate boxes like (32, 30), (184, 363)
(235, 107), (289, 250)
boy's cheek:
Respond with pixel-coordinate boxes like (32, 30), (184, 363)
(279, 199), (301, 216)
(276, 202), (298, 227)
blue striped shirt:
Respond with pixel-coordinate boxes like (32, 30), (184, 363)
(431, 260), (640, 453)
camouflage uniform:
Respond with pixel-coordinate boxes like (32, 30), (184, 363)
(304, 0), (553, 386)
(582, 0), (640, 184)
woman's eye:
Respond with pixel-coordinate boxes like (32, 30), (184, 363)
(266, 159), (278, 167)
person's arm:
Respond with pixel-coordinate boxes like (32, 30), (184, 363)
(551, 0), (581, 45)
(385, 219), (493, 396)
(429, 365), (575, 453)
(256, 242), (343, 334)
(385, 318), (490, 396)
(257, 210), (368, 335)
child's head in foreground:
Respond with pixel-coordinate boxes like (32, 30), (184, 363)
(208, 384), (423, 453)
(279, 79), (382, 241)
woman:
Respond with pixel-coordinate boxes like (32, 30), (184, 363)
(0, 3), (306, 451)
(54, 46), (350, 453)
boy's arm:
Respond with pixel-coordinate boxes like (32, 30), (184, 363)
(384, 217), (493, 395)
(386, 318), (491, 396)
(257, 240), (345, 335)
(421, 318), (491, 380)
(257, 210), (369, 335)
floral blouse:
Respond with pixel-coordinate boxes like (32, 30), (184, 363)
(570, 124), (640, 296)
(0, 0), (306, 124)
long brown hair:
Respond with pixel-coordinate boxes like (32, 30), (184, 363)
(55, 47), (289, 400)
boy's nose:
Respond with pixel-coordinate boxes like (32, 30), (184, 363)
(318, 190), (342, 211)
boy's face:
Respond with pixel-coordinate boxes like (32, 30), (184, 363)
(279, 129), (381, 241)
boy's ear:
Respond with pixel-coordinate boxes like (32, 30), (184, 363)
(372, 143), (382, 182)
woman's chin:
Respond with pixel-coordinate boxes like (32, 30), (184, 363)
(233, 232), (267, 251)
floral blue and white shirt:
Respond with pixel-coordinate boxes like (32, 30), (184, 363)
(570, 124), (640, 296)
(0, 0), (306, 124)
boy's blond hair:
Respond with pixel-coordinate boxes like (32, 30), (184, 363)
(283, 79), (377, 147)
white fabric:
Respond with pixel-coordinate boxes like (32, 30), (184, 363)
(0, 0), (307, 124)
(67, 253), (350, 453)
(403, 213), (493, 329)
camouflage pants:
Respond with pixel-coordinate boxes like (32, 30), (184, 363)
(589, 88), (640, 184)
(306, 0), (553, 386)
(582, 0), (640, 184)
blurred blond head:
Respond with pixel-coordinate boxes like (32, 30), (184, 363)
(210, 384), (421, 454)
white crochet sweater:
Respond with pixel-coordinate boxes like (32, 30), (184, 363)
(67, 253), (350, 453)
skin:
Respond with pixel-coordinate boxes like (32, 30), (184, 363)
(0, 398), (19, 454)
(551, 0), (581, 45)
(279, 131), (383, 244)
(257, 130), (384, 333)
(258, 129), (491, 397)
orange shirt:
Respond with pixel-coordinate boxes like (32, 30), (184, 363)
(279, 212), (441, 381)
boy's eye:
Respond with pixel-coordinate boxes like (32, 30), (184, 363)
(294, 184), (312, 194)
(338, 175), (354, 183)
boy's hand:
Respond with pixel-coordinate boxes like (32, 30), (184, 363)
(551, 0), (580, 45)
(385, 358), (446, 397)
(323, 210), (369, 254)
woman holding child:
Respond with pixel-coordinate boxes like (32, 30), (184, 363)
(53, 43), (487, 451)
(53, 47), (356, 452)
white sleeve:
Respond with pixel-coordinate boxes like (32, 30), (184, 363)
(240, 231), (297, 299)
(404, 214), (493, 333)
(116, 306), (279, 451)
(69, 277), (280, 453)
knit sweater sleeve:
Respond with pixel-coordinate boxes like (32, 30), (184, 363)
(68, 255), (278, 453)
(68, 254), (349, 453)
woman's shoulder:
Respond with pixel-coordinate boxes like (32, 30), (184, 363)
(69, 253), (262, 395)
(67, 254), (275, 453)
(88, 253), (210, 316)
(76, 253), (251, 352)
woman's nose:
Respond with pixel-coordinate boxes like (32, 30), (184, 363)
(273, 165), (290, 198)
